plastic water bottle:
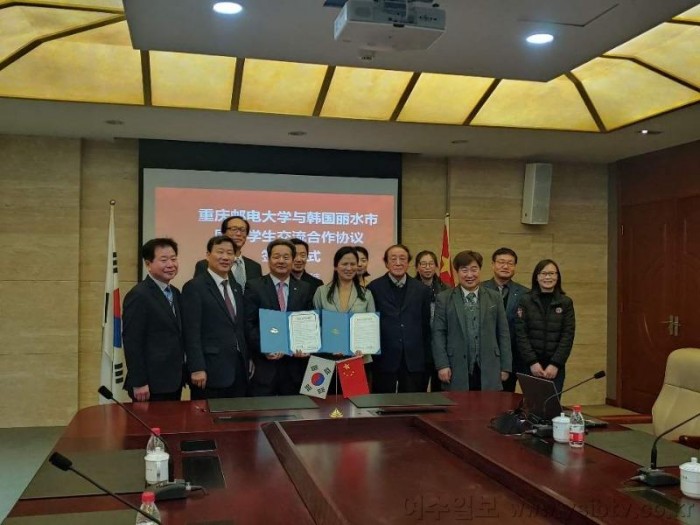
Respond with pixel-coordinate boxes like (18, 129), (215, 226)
(145, 427), (169, 484)
(569, 405), (585, 448)
(135, 491), (160, 524)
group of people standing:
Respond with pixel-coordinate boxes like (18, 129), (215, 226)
(121, 214), (575, 402)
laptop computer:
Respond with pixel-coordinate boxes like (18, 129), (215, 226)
(516, 373), (562, 422)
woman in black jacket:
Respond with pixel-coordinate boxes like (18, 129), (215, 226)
(515, 259), (575, 393)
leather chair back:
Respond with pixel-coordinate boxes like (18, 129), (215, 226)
(651, 348), (700, 440)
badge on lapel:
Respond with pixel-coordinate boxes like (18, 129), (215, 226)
(555, 307), (563, 314)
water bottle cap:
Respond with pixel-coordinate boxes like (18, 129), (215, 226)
(572, 405), (581, 411)
(151, 427), (161, 436)
(142, 491), (155, 503)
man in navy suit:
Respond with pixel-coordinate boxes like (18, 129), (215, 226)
(123, 238), (184, 402)
(193, 215), (262, 288)
(482, 247), (529, 392)
(245, 239), (314, 396)
(367, 244), (433, 393)
(182, 235), (250, 399)
(290, 238), (323, 295)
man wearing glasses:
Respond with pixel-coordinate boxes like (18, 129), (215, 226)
(368, 244), (433, 393)
(482, 247), (528, 392)
(194, 215), (262, 288)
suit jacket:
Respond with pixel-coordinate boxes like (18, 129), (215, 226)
(193, 256), (263, 285)
(297, 271), (323, 296)
(482, 278), (528, 360)
(432, 286), (511, 391)
(122, 276), (184, 394)
(244, 275), (314, 388)
(367, 274), (432, 374)
(313, 282), (375, 313)
(182, 272), (249, 389)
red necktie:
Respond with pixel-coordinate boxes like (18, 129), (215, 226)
(276, 281), (287, 311)
(221, 280), (236, 320)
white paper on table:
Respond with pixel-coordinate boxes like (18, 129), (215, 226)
(350, 312), (381, 355)
(288, 310), (322, 353)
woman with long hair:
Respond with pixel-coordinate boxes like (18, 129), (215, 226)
(355, 246), (371, 288)
(314, 246), (375, 314)
(515, 259), (575, 393)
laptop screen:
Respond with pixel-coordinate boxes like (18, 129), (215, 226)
(516, 373), (562, 422)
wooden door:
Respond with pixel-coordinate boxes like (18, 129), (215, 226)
(676, 195), (700, 348)
(619, 201), (676, 413)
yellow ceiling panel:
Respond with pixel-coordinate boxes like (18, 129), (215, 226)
(471, 76), (599, 131)
(0, 6), (114, 64)
(239, 59), (327, 116)
(397, 73), (494, 124)
(321, 66), (413, 120)
(573, 58), (700, 130)
(674, 5), (700, 22)
(19, 0), (124, 9)
(0, 21), (142, 104)
(607, 23), (700, 87)
(151, 51), (236, 110)
(61, 17), (130, 45)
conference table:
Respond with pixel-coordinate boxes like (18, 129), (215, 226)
(6, 392), (697, 524)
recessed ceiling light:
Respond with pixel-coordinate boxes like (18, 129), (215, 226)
(637, 129), (661, 135)
(213, 2), (243, 15)
(288, 131), (307, 136)
(526, 33), (554, 45)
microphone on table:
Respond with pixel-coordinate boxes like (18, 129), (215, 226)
(542, 370), (606, 419)
(636, 410), (700, 487)
(49, 452), (162, 524)
(98, 386), (173, 482)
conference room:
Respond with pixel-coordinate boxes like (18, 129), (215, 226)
(1, 1), (699, 523)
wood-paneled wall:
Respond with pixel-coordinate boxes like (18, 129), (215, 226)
(0, 137), (610, 427)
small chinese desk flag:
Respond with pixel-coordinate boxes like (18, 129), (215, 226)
(300, 356), (336, 399)
(337, 356), (370, 398)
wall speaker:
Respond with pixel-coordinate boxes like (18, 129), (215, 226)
(521, 163), (552, 225)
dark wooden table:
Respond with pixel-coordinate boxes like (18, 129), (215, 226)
(7, 393), (697, 524)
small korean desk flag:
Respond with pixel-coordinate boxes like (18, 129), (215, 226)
(300, 356), (336, 399)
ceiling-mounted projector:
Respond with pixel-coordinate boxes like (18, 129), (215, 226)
(334, 0), (446, 52)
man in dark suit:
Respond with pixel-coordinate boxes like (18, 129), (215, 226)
(123, 238), (184, 402)
(245, 239), (314, 396)
(432, 251), (511, 392)
(193, 215), (262, 288)
(182, 235), (251, 399)
(482, 247), (529, 392)
(367, 244), (433, 393)
(290, 238), (323, 294)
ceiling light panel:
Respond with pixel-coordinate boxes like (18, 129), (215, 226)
(607, 23), (700, 88)
(397, 73), (494, 125)
(471, 76), (599, 131)
(151, 51), (236, 110)
(0, 7), (114, 65)
(0, 21), (142, 104)
(573, 58), (700, 130)
(321, 66), (413, 121)
(239, 59), (327, 116)
(673, 5), (700, 22)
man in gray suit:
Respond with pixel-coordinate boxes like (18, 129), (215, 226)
(432, 250), (511, 391)
(482, 247), (529, 392)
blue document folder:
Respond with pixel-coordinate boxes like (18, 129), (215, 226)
(259, 309), (291, 355)
(321, 310), (352, 356)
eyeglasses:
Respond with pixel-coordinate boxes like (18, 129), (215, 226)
(226, 226), (247, 234)
(539, 271), (558, 277)
(418, 261), (435, 268)
(494, 259), (515, 267)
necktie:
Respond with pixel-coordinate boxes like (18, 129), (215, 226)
(500, 284), (509, 309)
(221, 280), (236, 320)
(277, 281), (287, 311)
(163, 286), (175, 315)
(467, 292), (477, 306)
(233, 257), (246, 288)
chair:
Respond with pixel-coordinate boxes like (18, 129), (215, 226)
(602, 348), (700, 445)
(651, 347), (700, 443)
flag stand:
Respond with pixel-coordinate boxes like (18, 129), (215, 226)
(330, 368), (343, 418)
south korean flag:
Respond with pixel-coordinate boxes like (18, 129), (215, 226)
(300, 356), (336, 399)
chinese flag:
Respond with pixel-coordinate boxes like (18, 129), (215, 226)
(439, 214), (455, 286)
(337, 356), (369, 398)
